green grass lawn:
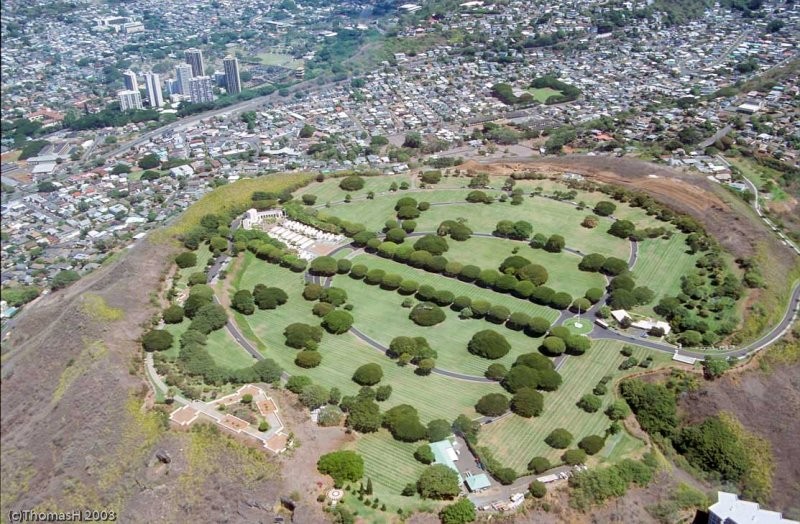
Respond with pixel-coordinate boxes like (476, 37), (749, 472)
(322, 189), (633, 258)
(632, 233), (698, 310)
(528, 87), (562, 103)
(294, 174), (413, 205)
(175, 244), (212, 291)
(162, 319), (189, 360)
(333, 266), (551, 376)
(205, 328), (258, 369)
(442, 236), (607, 297)
(257, 52), (304, 70)
(233, 253), (504, 422)
(478, 340), (669, 472)
(345, 430), (434, 515)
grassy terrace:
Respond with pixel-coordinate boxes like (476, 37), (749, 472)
(294, 174), (413, 204)
(528, 87), (562, 103)
(441, 236), (607, 297)
(479, 340), (669, 472)
(322, 188), (633, 259)
(346, 430), (432, 515)
(232, 253), (503, 421)
(632, 232), (698, 309)
(333, 265), (551, 376)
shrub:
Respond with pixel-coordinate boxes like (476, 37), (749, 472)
(175, 252), (197, 268)
(318, 405), (343, 427)
(432, 290), (455, 306)
(353, 363), (383, 386)
(439, 498), (476, 524)
(517, 264), (549, 285)
(323, 310), (354, 334)
(413, 234), (449, 255)
(577, 394), (603, 413)
(485, 363), (508, 380)
(529, 480), (547, 499)
(375, 385), (393, 401)
(296, 350), (322, 368)
(409, 302), (446, 326)
(398, 279), (419, 295)
(566, 335), (591, 355)
(486, 305), (511, 323)
(585, 287), (604, 303)
(459, 265), (481, 281)
(232, 289), (255, 315)
(514, 352), (554, 371)
(253, 286), (289, 309)
(526, 317), (551, 337)
(349, 264), (368, 279)
(162, 305), (184, 324)
(286, 375), (312, 394)
(346, 399), (382, 433)
(578, 435), (605, 455)
(502, 366), (539, 393)
(417, 464), (460, 499)
(303, 283), (324, 300)
(494, 467), (518, 485)
(427, 419), (451, 442)
(451, 295), (472, 311)
(528, 456), (551, 474)
(541, 336), (566, 356)
(321, 287), (348, 307)
(545, 428), (573, 449)
(300, 384), (329, 409)
(549, 292), (573, 310)
(312, 302), (334, 317)
(510, 387), (544, 417)
(594, 201), (617, 216)
(415, 358), (435, 376)
(562, 449), (588, 465)
(383, 404), (427, 442)
(536, 369), (563, 391)
(284, 323), (323, 349)
(142, 329), (174, 352)
(339, 175), (365, 191)
(310, 256), (338, 276)
(618, 380), (677, 436)
(415, 444), (435, 464)
(318, 450), (364, 485)
(475, 393), (510, 416)
(365, 268), (386, 285)
(468, 330), (511, 359)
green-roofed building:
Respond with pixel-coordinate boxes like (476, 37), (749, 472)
(464, 472), (491, 492)
(429, 439), (463, 484)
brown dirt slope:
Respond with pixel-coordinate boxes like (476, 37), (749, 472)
(678, 352), (800, 517)
(0, 239), (292, 522)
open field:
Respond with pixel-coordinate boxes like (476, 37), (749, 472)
(632, 232), (698, 307)
(347, 430), (431, 513)
(479, 340), (669, 471)
(205, 328), (257, 369)
(233, 254), (503, 421)
(441, 236), (607, 297)
(318, 186), (633, 258)
(257, 52), (304, 70)
(528, 87), (562, 103)
(294, 174), (413, 204)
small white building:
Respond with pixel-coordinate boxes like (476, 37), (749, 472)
(708, 491), (798, 524)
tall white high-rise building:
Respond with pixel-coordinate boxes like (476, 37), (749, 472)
(175, 64), (193, 96)
(188, 76), (214, 103)
(184, 48), (205, 77)
(118, 90), (143, 111)
(222, 55), (241, 95)
(144, 72), (164, 107)
(123, 70), (138, 91)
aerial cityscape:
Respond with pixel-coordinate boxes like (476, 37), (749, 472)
(1, 0), (798, 523)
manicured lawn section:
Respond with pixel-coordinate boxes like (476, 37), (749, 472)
(294, 174), (413, 205)
(346, 253), (559, 322)
(175, 244), (212, 291)
(442, 236), (607, 297)
(347, 430), (431, 513)
(334, 268), (549, 376)
(331, 247), (353, 259)
(205, 328), (257, 369)
(478, 340), (668, 471)
(162, 319), (190, 360)
(233, 254), (503, 421)
(599, 430), (645, 465)
(528, 87), (562, 102)
(632, 233), (697, 306)
(414, 199), (632, 258)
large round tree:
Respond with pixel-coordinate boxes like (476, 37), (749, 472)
(475, 393), (510, 416)
(417, 464), (460, 499)
(409, 302), (446, 326)
(467, 330), (511, 359)
(352, 363), (383, 386)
